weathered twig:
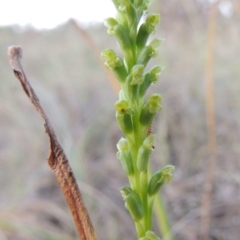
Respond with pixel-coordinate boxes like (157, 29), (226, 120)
(8, 46), (97, 240)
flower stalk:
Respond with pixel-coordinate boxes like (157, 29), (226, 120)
(102, 1), (175, 239)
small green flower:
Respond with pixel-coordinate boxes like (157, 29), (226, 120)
(139, 65), (164, 97)
(104, 17), (118, 35)
(116, 137), (129, 151)
(115, 100), (134, 134)
(148, 165), (175, 196)
(115, 99), (129, 113)
(114, 24), (133, 62)
(118, 0), (138, 28)
(148, 94), (162, 113)
(101, 49), (128, 83)
(137, 38), (162, 66)
(139, 94), (162, 127)
(137, 14), (160, 49)
(137, 135), (155, 172)
(117, 138), (134, 176)
(127, 64), (145, 85)
(148, 65), (164, 84)
(120, 187), (144, 222)
(101, 49), (122, 69)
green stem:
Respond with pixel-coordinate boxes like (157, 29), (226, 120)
(140, 170), (149, 231)
(135, 221), (145, 239)
(129, 139), (140, 191)
(154, 193), (174, 240)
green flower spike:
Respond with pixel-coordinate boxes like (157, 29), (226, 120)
(103, 1), (175, 239)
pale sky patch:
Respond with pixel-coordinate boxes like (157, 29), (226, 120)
(0, 0), (117, 29)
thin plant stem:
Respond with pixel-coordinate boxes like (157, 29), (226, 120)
(200, 2), (219, 239)
(154, 193), (173, 240)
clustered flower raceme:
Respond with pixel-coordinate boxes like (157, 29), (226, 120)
(102, 1), (174, 239)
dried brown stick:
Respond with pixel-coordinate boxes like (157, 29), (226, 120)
(8, 46), (97, 240)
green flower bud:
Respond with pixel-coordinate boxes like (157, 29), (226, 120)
(146, 14), (160, 32)
(115, 99), (134, 115)
(137, 14), (160, 49)
(143, 0), (151, 11)
(114, 24), (132, 50)
(104, 17), (118, 35)
(122, 113), (133, 133)
(134, 0), (144, 8)
(117, 149), (134, 176)
(149, 65), (164, 84)
(120, 186), (132, 199)
(137, 135), (155, 172)
(101, 49), (128, 82)
(148, 94), (162, 113)
(137, 146), (152, 172)
(118, 0), (138, 28)
(150, 38), (163, 48)
(137, 39), (162, 66)
(114, 24), (133, 64)
(139, 94), (162, 127)
(115, 99), (129, 113)
(115, 100), (134, 134)
(126, 64), (144, 85)
(101, 49), (122, 69)
(148, 165), (175, 196)
(116, 138), (134, 176)
(143, 134), (156, 148)
(137, 45), (156, 66)
(120, 187), (144, 221)
(139, 231), (161, 240)
(117, 137), (129, 151)
(116, 11), (128, 28)
(139, 65), (164, 97)
(136, 0), (151, 16)
(111, 0), (120, 9)
(139, 106), (154, 127)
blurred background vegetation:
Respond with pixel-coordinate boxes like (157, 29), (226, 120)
(0, 0), (240, 239)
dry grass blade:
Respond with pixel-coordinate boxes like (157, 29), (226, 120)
(200, 2), (218, 240)
(7, 46), (97, 240)
(70, 19), (120, 94)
